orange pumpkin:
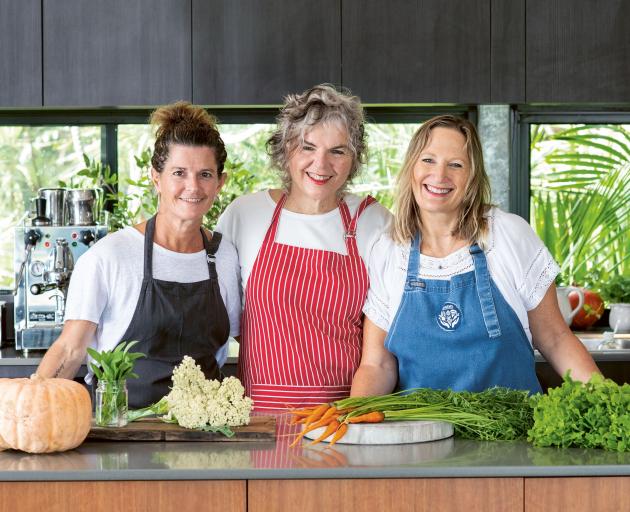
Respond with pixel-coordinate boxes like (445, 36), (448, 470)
(0, 374), (92, 453)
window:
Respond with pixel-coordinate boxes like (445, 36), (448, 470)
(354, 123), (419, 209)
(0, 107), (471, 289)
(0, 125), (100, 287)
(516, 112), (630, 287)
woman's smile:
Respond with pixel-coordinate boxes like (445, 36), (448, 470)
(423, 183), (454, 196)
(305, 171), (333, 184)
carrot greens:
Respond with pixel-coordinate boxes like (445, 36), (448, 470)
(289, 376), (630, 451)
(334, 387), (533, 441)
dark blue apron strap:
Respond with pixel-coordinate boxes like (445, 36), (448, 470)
(469, 243), (502, 338)
(143, 215), (157, 280)
(202, 229), (221, 281)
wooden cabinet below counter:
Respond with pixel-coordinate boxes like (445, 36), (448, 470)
(249, 478), (523, 512)
(249, 477), (628, 512)
(0, 481), (245, 512)
(4, 477), (628, 512)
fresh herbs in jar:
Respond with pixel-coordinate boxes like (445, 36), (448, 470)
(88, 341), (145, 427)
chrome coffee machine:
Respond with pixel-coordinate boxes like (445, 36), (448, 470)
(14, 188), (107, 352)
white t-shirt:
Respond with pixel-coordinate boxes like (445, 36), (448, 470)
(64, 226), (241, 383)
(363, 208), (560, 344)
(216, 190), (394, 295)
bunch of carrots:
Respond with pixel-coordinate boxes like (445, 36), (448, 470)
(287, 386), (534, 447)
(288, 403), (385, 447)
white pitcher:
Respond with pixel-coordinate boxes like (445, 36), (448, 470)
(556, 286), (584, 326)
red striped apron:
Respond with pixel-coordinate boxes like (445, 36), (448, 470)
(239, 193), (375, 411)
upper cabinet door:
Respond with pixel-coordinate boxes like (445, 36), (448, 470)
(527, 0), (630, 102)
(342, 0), (491, 104)
(43, 0), (191, 107)
(0, 0), (42, 107)
(490, 0), (525, 103)
(192, 0), (341, 105)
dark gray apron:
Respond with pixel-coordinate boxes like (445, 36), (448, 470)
(119, 215), (230, 408)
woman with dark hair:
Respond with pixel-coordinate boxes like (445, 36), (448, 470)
(38, 102), (241, 408)
(351, 115), (599, 396)
(217, 84), (392, 410)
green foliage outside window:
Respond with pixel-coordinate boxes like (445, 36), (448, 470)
(0, 126), (100, 287)
(2, 121), (627, 295)
(530, 125), (630, 288)
(61, 122), (416, 237)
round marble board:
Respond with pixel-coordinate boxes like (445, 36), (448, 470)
(302, 420), (454, 445)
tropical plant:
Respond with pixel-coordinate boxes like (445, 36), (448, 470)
(206, 159), (259, 228)
(351, 123), (418, 209)
(599, 275), (630, 305)
(530, 124), (630, 287)
(75, 150), (159, 230)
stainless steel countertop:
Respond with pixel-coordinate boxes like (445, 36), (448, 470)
(3, 340), (630, 366)
(0, 346), (45, 365)
(0, 415), (629, 481)
(0, 345), (240, 365)
(535, 349), (630, 362)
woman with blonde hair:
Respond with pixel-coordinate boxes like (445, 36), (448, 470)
(351, 115), (599, 396)
(38, 102), (241, 407)
(217, 84), (392, 410)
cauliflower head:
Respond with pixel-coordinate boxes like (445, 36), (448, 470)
(164, 356), (253, 430)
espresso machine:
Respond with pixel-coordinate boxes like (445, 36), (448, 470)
(13, 188), (107, 352)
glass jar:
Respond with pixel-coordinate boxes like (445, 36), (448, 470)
(95, 379), (128, 427)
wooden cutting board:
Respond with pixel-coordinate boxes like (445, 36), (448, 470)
(303, 420), (453, 445)
(87, 416), (275, 442)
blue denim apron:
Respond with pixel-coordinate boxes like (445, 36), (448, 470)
(385, 232), (541, 394)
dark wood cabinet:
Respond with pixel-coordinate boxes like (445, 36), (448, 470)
(490, 0), (525, 103)
(526, 0), (630, 102)
(342, 0), (491, 104)
(43, 0), (191, 106)
(0, 0), (42, 107)
(4, 0), (630, 108)
(192, 0), (341, 105)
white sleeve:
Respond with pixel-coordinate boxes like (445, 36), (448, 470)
(215, 236), (242, 338)
(64, 250), (109, 324)
(355, 201), (394, 264)
(215, 343), (228, 368)
(215, 200), (237, 245)
(362, 234), (397, 332)
(493, 211), (560, 311)
(208, 234), (242, 368)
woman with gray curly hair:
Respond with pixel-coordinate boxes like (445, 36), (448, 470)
(217, 84), (392, 410)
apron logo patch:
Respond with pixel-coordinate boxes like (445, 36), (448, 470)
(437, 302), (461, 331)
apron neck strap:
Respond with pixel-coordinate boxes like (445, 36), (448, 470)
(469, 243), (502, 338)
(340, 195), (376, 255)
(143, 216), (157, 280)
(143, 215), (216, 280)
(263, 193), (288, 245)
(406, 231), (422, 281)
(202, 230), (221, 280)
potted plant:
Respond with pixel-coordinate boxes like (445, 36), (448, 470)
(599, 276), (630, 333)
